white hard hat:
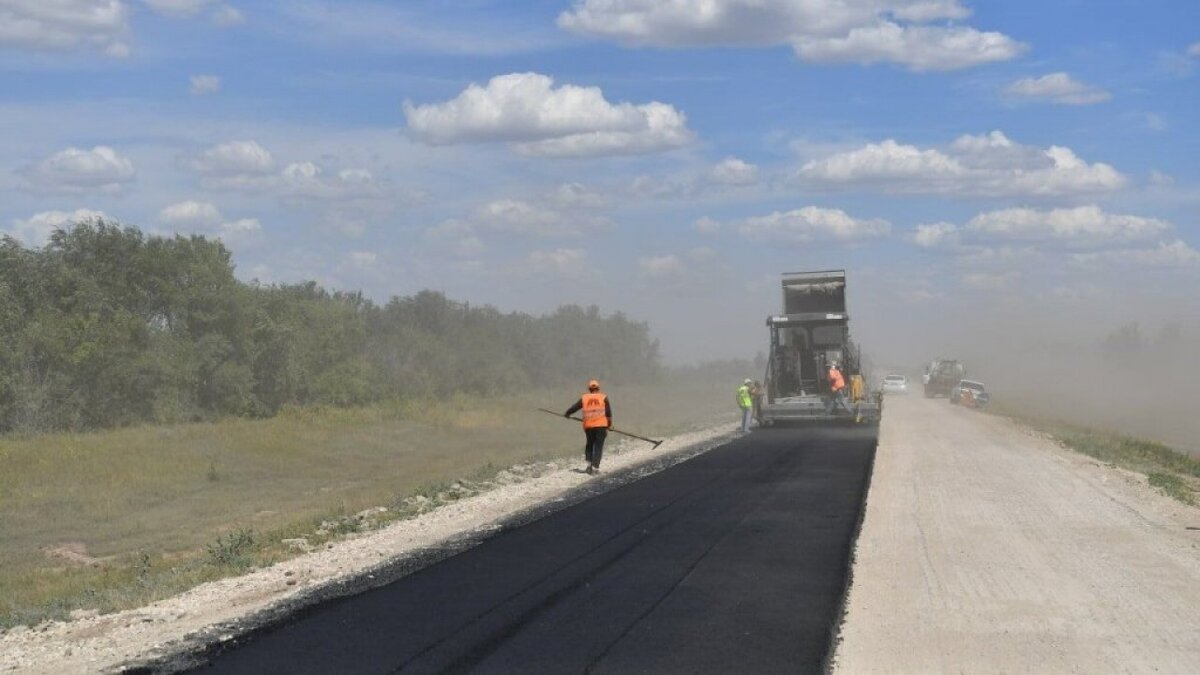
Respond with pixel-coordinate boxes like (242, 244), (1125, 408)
(744, 378), (752, 385)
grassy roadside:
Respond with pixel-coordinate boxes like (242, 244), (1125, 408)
(0, 380), (742, 629)
(989, 404), (1200, 506)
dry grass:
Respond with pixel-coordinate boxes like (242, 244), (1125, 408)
(0, 381), (740, 628)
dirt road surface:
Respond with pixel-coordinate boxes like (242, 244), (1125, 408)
(834, 394), (1200, 673)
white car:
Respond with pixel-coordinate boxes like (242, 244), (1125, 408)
(882, 374), (909, 394)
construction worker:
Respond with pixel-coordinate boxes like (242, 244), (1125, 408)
(737, 378), (753, 433)
(827, 362), (855, 416)
(564, 379), (612, 474)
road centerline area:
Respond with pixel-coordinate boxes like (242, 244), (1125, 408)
(195, 427), (877, 674)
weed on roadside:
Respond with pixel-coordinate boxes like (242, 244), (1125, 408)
(206, 528), (257, 568)
(1147, 472), (1195, 505)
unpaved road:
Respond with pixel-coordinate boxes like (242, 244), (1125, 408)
(834, 394), (1200, 673)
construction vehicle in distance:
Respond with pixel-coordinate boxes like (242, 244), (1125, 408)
(756, 270), (882, 426)
(923, 358), (965, 398)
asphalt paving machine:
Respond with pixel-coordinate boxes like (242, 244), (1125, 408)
(756, 270), (882, 426)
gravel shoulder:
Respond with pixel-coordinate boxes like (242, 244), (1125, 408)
(0, 424), (737, 674)
(833, 394), (1200, 673)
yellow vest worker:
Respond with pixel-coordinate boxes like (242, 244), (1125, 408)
(565, 380), (613, 474)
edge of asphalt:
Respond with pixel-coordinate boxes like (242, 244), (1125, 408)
(122, 427), (746, 674)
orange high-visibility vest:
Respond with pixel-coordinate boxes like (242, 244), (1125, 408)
(828, 368), (845, 392)
(581, 392), (609, 429)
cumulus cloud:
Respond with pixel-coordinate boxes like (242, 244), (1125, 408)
(962, 271), (1017, 291)
(709, 157), (759, 185)
(278, 162), (384, 203)
(549, 182), (607, 209)
(144, 0), (242, 24)
(1069, 240), (1200, 269)
(157, 199), (261, 243)
(23, 146), (136, 193)
(524, 248), (589, 278)
(559, 0), (1023, 71)
(912, 206), (1191, 272)
(799, 130), (1127, 196)
(792, 22), (1023, 71)
(403, 72), (693, 157)
(736, 206), (891, 244)
(143, 0), (209, 16)
(159, 200), (222, 228)
(425, 218), (486, 257)
(1003, 72), (1111, 105)
(426, 192), (613, 258)
(474, 199), (613, 237)
(189, 140), (274, 178)
(6, 209), (108, 247)
(212, 5), (244, 26)
(964, 205), (1169, 248)
(189, 74), (221, 95)
(912, 221), (960, 248)
(693, 216), (721, 234)
(639, 254), (685, 278)
(185, 148), (402, 234)
(0, 0), (131, 57)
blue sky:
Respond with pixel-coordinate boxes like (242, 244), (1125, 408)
(2, 0), (1198, 363)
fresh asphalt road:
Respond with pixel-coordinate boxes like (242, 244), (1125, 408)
(194, 426), (877, 674)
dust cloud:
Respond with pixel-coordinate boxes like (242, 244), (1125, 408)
(861, 306), (1200, 457)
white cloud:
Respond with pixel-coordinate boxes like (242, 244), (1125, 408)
(212, 5), (244, 26)
(403, 72), (693, 157)
(736, 206), (891, 244)
(799, 131), (1127, 196)
(1189, 42), (1200, 57)
(143, 0), (209, 16)
(0, 0), (131, 57)
(709, 157), (759, 185)
(693, 216), (721, 234)
(279, 162), (382, 202)
(793, 22), (1024, 71)
(6, 209), (108, 247)
(189, 74), (221, 95)
(475, 199), (612, 237)
(559, 0), (1023, 71)
(1003, 72), (1111, 105)
(156, 199), (261, 244)
(550, 182), (607, 209)
(1149, 170), (1175, 187)
(524, 248), (589, 277)
(639, 254), (685, 278)
(346, 251), (377, 267)
(216, 217), (261, 243)
(964, 205), (1169, 248)
(159, 200), (222, 227)
(425, 219), (486, 257)
(143, 0), (242, 24)
(24, 145), (136, 193)
(189, 140), (274, 177)
(912, 221), (960, 248)
(1070, 240), (1200, 269)
(962, 271), (1016, 291)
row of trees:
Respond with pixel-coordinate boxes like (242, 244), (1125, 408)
(0, 221), (663, 434)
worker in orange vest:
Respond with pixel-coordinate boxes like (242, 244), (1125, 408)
(564, 379), (612, 474)
(827, 362), (855, 416)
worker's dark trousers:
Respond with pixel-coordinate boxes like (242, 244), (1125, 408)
(584, 428), (607, 467)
